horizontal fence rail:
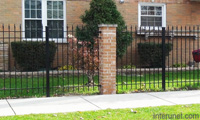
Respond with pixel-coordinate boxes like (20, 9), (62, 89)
(116, 26), (200, 93)
(0, 25), (100, 98)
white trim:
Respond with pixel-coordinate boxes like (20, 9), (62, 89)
(42, 0), (47, 37)
(98, 24), (118, 27)
(22, 0), (67, 43)
(63, 0), (66, 40)
(138, 2), (166, 29)
(23, 38), (68, 43)
(138, 3), (140, 28)
(22, 0), (25, 39)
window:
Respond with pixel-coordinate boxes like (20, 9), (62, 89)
(24, 0), (42, 38)
(138, 3), (166, 28)
(47, 1), (64, 38)
(23, 0), (66, 41)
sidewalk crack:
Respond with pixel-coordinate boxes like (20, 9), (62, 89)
(6, 99), (16, 115)
(146, 93), (177, 105)
(80, 96), (102, 110)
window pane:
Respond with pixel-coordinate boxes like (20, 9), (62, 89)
(53, 10), (58, 18)
(148, 11), (155, 15)
(156, 7), (162, 11)
(141, 22), (147, 26)
(25, 20), (42, 38)
(37, 1), (41, 9)
(148, 17), (154, 22)
(31, 20), (36, 29)
(25, 20), (31, 29)
(36, 21), (43, 37)
(37, 30), (42, 38)
(25, 0), (30, 9)
(155, 17), (162, 21)
(52, 21), (57, 28)
(37, 10), (41, 18)
(25, 10), (30, 18)
(47, 1), (52, 9)
(31, 10), (36, 18)
(53, 1), (58, 9)
(141, 11), (147, 15)
(31, 0), (36, 9)
(47, 10), (52, 18)
(47, 20), (63, 38)
(141, 17), (148, 22)
(141, 6), (147, 10)
(148, 22), (154, 26)
(148, 6), (154, 10)
(155, 22), (162, 26)
(58, 21), (63, 28)
(58, 30), (63, 38)
(59, 1), (63, 10)
(156, 11), (162, 15)
(25, 30), (31, 38)
(31, 30), (36, 38)
(59, 11), (63, 18)
(37, 20), (42, 29)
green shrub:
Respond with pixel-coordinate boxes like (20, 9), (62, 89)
(138, 43), (173, 68)
(11, 41), (57, 71)
(122, 65), (136, 69)
(58, 65), (77, 70)
(172, 63), (187, 68)
(76, 0), (133, 58)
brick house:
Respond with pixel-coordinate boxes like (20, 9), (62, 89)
(0, 0), (200, 28)
(1, 0), (200, 70)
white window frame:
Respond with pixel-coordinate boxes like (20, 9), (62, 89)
(22, 0), (67, 43)
(138, 2), (166, 30)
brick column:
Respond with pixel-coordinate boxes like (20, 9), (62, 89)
(98, 24), (117, 94)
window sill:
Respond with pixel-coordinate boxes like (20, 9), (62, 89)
(136, 30), (198, 40)
(22, 38), (68, 43)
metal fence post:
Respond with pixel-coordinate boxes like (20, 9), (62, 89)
(162, 27), (166, 91)
(46, 26), (50, 97)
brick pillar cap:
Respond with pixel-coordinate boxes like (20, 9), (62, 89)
(98, 24), (118, 28)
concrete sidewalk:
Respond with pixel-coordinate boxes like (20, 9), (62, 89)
(0, 90), (200, 116)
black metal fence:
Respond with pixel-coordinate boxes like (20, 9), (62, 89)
(116, 26), (200, 93)
(0, 25), (100, 98)
(1, 24), (200, 98)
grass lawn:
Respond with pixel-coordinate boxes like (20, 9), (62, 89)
(117, 69), (200, 93)
(0, 70), (200, 98)
(0, 75), (100, 98)
(0, 104), (200, 120)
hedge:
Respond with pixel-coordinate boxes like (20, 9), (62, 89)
(138, 43), (173, 68)
(11, 41), (57, 71)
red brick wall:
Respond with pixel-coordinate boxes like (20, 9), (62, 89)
(0, 0), (22, 26)
(0, 43), (8, 71)
(0, 0), (200, 27)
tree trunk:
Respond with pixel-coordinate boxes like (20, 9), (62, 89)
(86, 71), (95, 86)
